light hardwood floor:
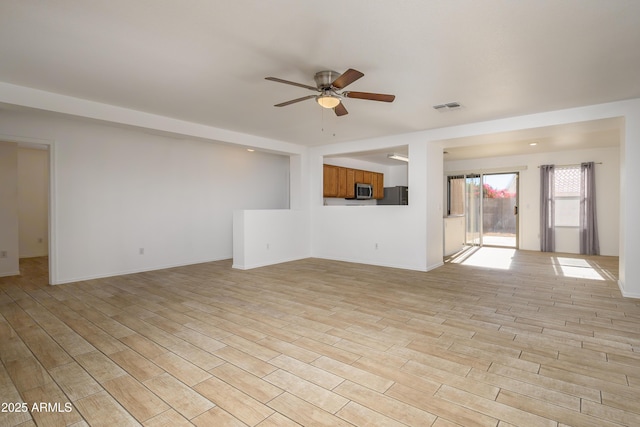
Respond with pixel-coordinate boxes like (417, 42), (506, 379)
(1, 250), (639, 426)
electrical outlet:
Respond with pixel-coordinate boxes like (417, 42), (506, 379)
(0, 250), (7, 258)
(375, 243), (379, 250)
(266, 243), (270, 250)
(139, 248), (144, 255)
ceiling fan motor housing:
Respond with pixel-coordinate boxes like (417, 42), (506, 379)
(314, 70), (340, 89)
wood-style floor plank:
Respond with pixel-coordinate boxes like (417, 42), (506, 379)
(193, 376), (274, 425)
(143, 373), (214, 421)
(263, 368), (347, 413)
(1, 250), (638, 426)
(48, 362), (103, 402)
(142, 409), (191, 427)
(73, 390), (140, 427)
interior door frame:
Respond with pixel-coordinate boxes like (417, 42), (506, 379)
(3, 133), (56, 285)
(465, 174), (482, 246)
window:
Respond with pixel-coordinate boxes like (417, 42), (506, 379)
(554, 166), (580, 227)
(447, 175), (465, 215)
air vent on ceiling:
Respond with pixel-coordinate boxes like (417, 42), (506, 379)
(433, 102), (462, 111)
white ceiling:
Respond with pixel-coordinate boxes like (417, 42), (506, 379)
(1, 1), (639, 152)
(441, 117), (623, 161)
(325, 145), (410, 166)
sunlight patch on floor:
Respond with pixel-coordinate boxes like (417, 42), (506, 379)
(450, 247), (515, 270)
(447, 247), (612, 279)
(552, 257), (606, 280)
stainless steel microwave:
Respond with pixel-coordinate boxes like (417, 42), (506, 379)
(355, 182), (373, 199)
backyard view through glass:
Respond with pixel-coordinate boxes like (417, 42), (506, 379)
(448, 172), (518, 248)
(482, 173), (517, 247)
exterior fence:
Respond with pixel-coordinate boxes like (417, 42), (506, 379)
(483, 198), (516, 233)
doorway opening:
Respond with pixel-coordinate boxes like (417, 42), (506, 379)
(448, 172), (519, 248)
(18, 145), (50, 260)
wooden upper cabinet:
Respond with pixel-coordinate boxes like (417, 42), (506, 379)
(323, 164), (383, 200)
(323, 164), (339, 197)
(346, 168), (355, 199)
(373, 172), (384, 199)
(337, 167), (348, 198)
(362, 171), (373, 185)
(354, 169), (364, 184)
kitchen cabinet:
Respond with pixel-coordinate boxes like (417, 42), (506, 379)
(323, 164), (384, 200)
(373, 173), (384, 199)
(345, 168), (355, 198)
(337, 167), (348, 198)
(323, 164), (339, 197)
(354, 169), (364, 184)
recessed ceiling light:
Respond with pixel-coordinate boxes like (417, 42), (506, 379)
(247, 148), (255, 152)
(529, 142), (538, 146)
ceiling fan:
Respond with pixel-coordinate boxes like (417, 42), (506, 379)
(265, 69), (395, 116)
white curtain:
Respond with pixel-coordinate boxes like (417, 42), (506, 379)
(580, 162), (600, 255)
(540, 165), (555, 252)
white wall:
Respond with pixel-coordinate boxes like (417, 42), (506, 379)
(619, 104), (640, 298)
(386, 164), (409, 187)
(425, 141), (444, 268)
(0, 141), (20, 277)
(233, 209), (310, 269)
(312, 205), (426, 269)
(18, 147), (49, 258)
(444, 146), (620, 256)
(0, 109), (290, 284)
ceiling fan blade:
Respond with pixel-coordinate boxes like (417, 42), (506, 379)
(331, 69), (364, 89)
(265, 77), (318, 91)
(343, 91), (395, 102)
(334, 102), (348, 116)
(274, 95), (316, 107)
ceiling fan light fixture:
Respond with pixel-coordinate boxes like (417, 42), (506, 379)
(316, 94), (341, 109)
(387, 153), (409, 162)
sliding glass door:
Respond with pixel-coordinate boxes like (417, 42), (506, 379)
(448, 172), (519, 248)
(482, 173), (518, 248)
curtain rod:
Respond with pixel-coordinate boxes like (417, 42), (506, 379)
(537, 162), (602, 168)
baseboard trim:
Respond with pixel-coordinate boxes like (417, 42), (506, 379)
(619, 280), (640, 299)
(314, 255), (429, 272)
(427, 261), (445, 272)
(0, 270), (21, 278)
(52, 257), (231, 285)
(233, 256), (307, 270)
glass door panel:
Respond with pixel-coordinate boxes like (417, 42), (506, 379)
(482, 173), (518, 247)
(465, 175), (481, 245)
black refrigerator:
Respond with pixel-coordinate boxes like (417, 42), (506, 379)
(378, 186), (408, 205)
